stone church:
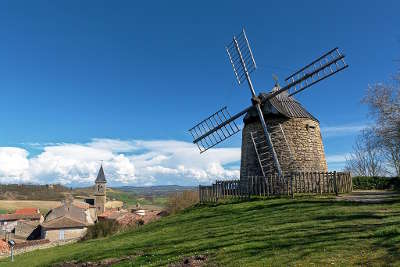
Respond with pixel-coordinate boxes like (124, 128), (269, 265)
(94, 165), (107, 214)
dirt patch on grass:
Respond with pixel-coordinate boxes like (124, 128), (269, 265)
(337, 190), (399, 203)
(169, 255), (209, 267)
(52, 256), (135, 267)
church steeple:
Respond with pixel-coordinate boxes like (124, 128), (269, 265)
(94, 164), (107, 214)
(95, 165), (107, 183)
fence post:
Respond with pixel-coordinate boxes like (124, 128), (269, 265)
(199, 185), (202, 203)
(333, 171), (338, 196)
(326, 172), (330, 193)
(290, 173), (294, 198)
(350, 172), (353, 192)
(211, 185), (214, 202)
(247, 177), (250, 199)
(286, 174), (289, 196)
(215, 182), (218, 202)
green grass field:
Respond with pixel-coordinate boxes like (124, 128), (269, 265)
(2, 196), (400, 266)
(107, 189), (167, 209)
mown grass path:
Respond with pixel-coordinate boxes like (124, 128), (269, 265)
(1, 195), (400, 266)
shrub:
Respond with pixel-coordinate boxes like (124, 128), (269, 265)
(166, 190), (199, 215)
(352, 176), (400, 190)
(83, 220), (119, 240)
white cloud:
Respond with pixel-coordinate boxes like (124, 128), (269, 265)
(321, 124), (367, 137)
(326, 153), (349, 164)
(325, 153), (350, 172)
(0, 139), (240, 186)
(0, 147), (31, 184)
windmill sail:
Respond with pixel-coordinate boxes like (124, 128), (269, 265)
(189, 107), (244, 153)
(226, 29), (257, 85)
(269, 47), (348, 99)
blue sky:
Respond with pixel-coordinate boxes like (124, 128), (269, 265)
(0, 1), (398, 186)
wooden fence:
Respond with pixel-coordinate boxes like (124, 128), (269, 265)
(199, 171), (352, 203)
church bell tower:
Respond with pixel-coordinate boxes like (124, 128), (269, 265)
(94, 165), (107, 214)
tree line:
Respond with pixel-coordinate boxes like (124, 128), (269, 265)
(345, 73), (400, 177)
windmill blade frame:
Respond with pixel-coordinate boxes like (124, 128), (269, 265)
(189, 106), (244, 153)
(226, 29), (257, 86)
(268, 47), (348, 100)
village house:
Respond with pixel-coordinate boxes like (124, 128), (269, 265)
(0, 208), (42, 233)
(41, 199), (95, 242)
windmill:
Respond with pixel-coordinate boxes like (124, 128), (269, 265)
(188, 29), (348, 178)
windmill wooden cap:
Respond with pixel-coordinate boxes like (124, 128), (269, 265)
(244, 90), (318, 123)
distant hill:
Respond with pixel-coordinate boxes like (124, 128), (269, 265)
(0, 184), (195, 209)
(0, 184), (94, 201)
(0, 184), (72, 201)
(117, 185), (197, 196)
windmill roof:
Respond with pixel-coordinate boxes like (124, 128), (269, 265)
(95, 165), (107, 183)
(244, 89), (318, 123)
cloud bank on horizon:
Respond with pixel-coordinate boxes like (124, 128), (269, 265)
(0, 122), (363, 186)
(0, 139), (240, 186)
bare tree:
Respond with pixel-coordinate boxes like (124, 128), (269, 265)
(345, 130), (386, 176)
(362, 75), (400, 176)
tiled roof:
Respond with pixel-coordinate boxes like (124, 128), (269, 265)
(44, 203), (86, 223)
(72, 200), (90, 209)
(42, 201), (94, 230)
(41, 216), (88, 229)
(15, 208), (39, 215)
(98, 210), (127, 220)
(0, 213), (41, 221)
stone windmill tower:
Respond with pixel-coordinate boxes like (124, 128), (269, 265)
(94, 165), (107, 214)
(240, 87), (327, 178)
(189, 29), (348, 180)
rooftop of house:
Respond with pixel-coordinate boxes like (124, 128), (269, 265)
(42, 201), (94, 229)
(98, 210), (127, 220)
(0, 213), (41, 222)
(41, 216), (88, 229)
(14, 208), (40, 215)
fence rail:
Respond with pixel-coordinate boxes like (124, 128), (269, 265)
(199, 171), (352, 203)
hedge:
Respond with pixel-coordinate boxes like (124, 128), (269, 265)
(352, 176), (400, 190)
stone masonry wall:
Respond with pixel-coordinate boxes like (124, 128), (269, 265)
(43, 227), (87, 242)
(95, 195), (106, 214)
(240, 117), (327, 179)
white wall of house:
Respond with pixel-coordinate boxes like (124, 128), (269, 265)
(0, 220), (18, 232)
(41, 227), (87, 242)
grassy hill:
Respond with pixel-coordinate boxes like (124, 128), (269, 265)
(2, 196), (400, 266)
(0, 184), (71, 201)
